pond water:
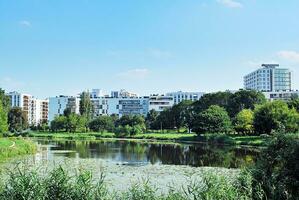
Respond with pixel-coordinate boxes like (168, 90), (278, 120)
(35, 139), (259, 168)
(2, 139), (260, 192)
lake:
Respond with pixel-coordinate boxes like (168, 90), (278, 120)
(2, 139), (260, 192)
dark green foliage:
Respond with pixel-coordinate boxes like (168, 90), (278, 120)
(145, 109), (159, 129)
(89, 116), (114, 132)
(79, 91), (94, 121)
(0, 99), (8, 133)
(253, 101), (299, 134)
(8, 107), (28, 133)
(193, 105), (232, 134)
(0, 88), (10, 112)
(192, 91), (232, 114)
(227, 90), (266, 117)
(251, 134), (299, 200)
(288, 97), (299, 112)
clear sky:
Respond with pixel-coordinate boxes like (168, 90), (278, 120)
(0, 0), (299, 99)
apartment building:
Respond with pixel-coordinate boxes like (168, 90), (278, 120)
(91, 96), (149, 117)
(244, 64), (292, 92)
(148, 95), (174, 112)
(7, 91), (49, 125)
(48, 96), (80, 121)
(166, 91), (204, 104)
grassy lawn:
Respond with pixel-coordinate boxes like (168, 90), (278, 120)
(0, 138), (37, 163)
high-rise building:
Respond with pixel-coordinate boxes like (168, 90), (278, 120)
(166, 91), (205, 104)
(244, 64), (292, 92)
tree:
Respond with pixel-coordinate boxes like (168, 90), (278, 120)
(192, 91), (232, 114)
(227, 90), (266, 118)
(79, 91), (94, 121)
(146, 109), (159, 129)
(89, 116), (114, 132)
(8, 107), (28, 132)
(288, 97), (299, 112)
(50, 115), (67, 132)
(234, 109), (254, 135)
(0, 99), (8, 133)
(171, 100), (193, 132)
(0, 88), (10, 111)
(253, 101), (299, 134)
(63, 107), (72, 117)
(192, 105), (232, 134)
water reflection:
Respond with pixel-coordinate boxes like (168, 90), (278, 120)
(35, 139), (259, 168)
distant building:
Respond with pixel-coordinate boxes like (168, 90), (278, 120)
(7, 91), (48, 125)
(48, 96), (80, 121)
(166, 91), (204, 104)
(111, 89), (138, 98)
(263, 90), (299, 101)
(91, 96), (149, 117)
(148, 95), (174, 112)
(244, 64), (292, 92)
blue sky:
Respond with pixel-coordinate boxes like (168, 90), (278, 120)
(0, 0), (299, 98)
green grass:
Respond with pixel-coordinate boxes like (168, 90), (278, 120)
(28, 131), (294, 147)
(0, 138), (37, 163)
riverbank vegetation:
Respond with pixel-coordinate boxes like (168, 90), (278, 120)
(0, 138), (36, 163)
(33, 90), (298, 143)
(1, 134), (298, 199)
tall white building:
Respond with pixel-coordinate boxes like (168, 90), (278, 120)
(7, 91), (48, 125)
(244, 64), (292, 92)
(48, 96), (80, 121)
(148, 95), (174, 112)
(166, 91), (205, 104)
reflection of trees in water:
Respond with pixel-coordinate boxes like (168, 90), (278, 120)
(41, 140), (259, 168)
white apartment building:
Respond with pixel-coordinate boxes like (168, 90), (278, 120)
(7, 91), (48, 125)
(166, 91), (205, 104)
(48, 96), (80, 121)
(91, 96), (149, 117)
(148, 95), (174, 112)
(244, 64), (292, 92)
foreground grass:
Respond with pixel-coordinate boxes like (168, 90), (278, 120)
(28, 131), (294, 147)
(0, 138), (36, 163)
(0, 166), (258, 200)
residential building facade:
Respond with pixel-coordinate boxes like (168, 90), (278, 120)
(148, 95), (174, 112)
(48, 96), (80, 122)
(166, 91), (205, 104)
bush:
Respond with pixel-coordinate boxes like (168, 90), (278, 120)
(251, 134), (299, 199)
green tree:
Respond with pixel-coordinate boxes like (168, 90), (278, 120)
(253, 101), (299, 134)
(227, 90), (266, 117)
(192, 91), (232, 114)
(193, 105), (232, 134)
(79, 91), (94, 121)
(251, 134), (299, 199)
(50, 115), (67, 132)
(288, 97), (299, 112)
(234, 109), (254, 135)
(89, 116), (114, 132)
(8, 107), (28, 132)
(146, 109), (159, 129)
(0, 88), (10, 111)
(0, 99), (8, 133)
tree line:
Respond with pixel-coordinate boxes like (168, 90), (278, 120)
(146, 90), (299, 135)
(1, 88), (299, 136)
